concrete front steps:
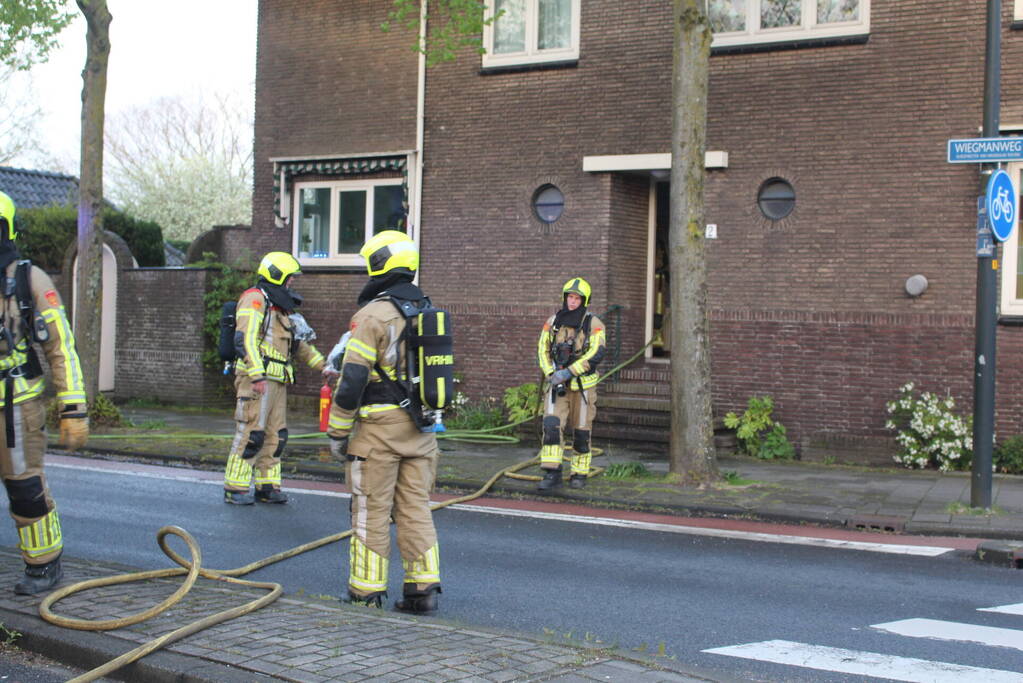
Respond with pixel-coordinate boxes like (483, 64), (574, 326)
(596, 362), (735, 453)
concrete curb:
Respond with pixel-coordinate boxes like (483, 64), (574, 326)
(974, 540), (1023, 568)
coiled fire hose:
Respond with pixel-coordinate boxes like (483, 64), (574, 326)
(41, 338), (654, 682)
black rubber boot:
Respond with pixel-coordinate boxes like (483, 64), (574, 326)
(394, 583), (441, 615)
(569, 474), (586, 489)
(224, 490), (255, 505)
(537, 467), (563, 492)
(344, 590), (385, 608)
(255, 485), (288, 504)
(14, 556), (63, 595)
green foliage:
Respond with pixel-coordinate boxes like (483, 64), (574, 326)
(190, 252), (253, 369)
(603, 462), (654, 480)
(103, 209), (165, 266)
(384, 0), (500, 65)
(994, 436), (1023, 475)
(0, 621), (21, 647)
(167, 238), (191, 253)
(723, 395), (795, 460)
(885, 383), (972, 471)
(17, 204), (166, 270)
(503, 382), (541, 423)
(47, 393), (126, 429)
(445, 396), (504, 431)
(0, 0), (76, 70)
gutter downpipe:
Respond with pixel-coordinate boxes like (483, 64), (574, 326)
(413, 0), (427, 265)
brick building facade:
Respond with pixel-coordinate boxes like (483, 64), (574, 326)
(235, 0), (1023, 460)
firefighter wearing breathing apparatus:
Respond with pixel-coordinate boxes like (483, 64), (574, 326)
(223, 251), (325, 505)
(537, 277), (606, 491)
(327, 230), (443, 615)
(0, 191), (88, 595)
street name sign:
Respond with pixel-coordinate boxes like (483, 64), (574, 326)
(948, 137), (1023, 163)
(986, 169), (1016, 242)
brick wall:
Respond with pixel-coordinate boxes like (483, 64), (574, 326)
(248, 1), (1023, 453)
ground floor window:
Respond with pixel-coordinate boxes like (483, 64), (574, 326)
(998, 163), (1023, 316)
(292, 178), (405, 267)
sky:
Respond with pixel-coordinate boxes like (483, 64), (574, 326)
(12, 0), (257, 171)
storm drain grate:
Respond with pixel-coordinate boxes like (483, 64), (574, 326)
(846, 515), (907, 533)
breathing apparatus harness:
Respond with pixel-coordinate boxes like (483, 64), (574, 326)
(0, 259), (51, 446)
(548, 312), (593, 399)
(221, 283), (314, 378)
(360, 288), (454, 433)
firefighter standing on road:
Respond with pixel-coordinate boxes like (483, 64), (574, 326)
(327, 230), (442, 615)
(0, 191), (88, 594)
(537, 277), (606, 491)
(222, 251), (325, 505)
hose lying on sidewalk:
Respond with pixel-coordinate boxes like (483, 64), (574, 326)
(41, 338), (655, 682)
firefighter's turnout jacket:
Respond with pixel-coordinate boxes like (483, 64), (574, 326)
(223, 288), (324, 493)
(327, 293), (441, 599)
(537, 312), (606, 475)
(1, 261), (85, 565)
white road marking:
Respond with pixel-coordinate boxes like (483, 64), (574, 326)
(702, 640), (1023, 682)
(48, 460), (957, 555)
(979, 603), (1023, 616)
(450, 503), (957, 556)
(872, 618), (1023, 652)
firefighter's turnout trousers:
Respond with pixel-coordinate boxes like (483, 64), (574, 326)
(223, 375), (288, 492)
(542, 388), (597, 476)
(346, 409), (439, 597)
(1, 397), (61, 565)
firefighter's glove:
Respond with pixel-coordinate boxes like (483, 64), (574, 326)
(329, 435), (349, 462)
(549, 369), (573, 385)
(59, 406), (90, 450)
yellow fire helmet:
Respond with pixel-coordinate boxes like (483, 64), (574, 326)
(0, 192), (16, 242)
(360, 230), (418, 277)
(257, 251), (302, 286)
(562, 277), (591, 306)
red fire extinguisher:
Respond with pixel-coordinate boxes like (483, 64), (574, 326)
(319, 383), (331, 432)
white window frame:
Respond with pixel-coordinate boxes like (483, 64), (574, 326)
(998, 162), (1023, 316)
(1016, 0), (1023, 21)
(291, 177), (404, 268)
(711, 0), (870, 49)
(482, 0), (580, 69)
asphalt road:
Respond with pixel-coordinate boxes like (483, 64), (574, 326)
(16, 459), (1023, 682)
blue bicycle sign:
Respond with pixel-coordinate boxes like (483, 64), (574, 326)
(986, 169), (1017, 242)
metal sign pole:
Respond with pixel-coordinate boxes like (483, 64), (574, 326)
(971, 0), (1001, 509)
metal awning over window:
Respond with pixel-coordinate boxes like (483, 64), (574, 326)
(272, 153), (410, 227)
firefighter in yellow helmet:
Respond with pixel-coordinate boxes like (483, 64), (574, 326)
(0, 191), (88, 594)
(326, 230), (442, 614)
(222, 251), (325, 504)
(537, 277), (606, 491)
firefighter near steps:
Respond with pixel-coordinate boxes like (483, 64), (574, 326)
(327, 230), (445, 615)
(0, 191), (88, 595)
(537, 277), (606, 492)
(222, 252), (325, 505)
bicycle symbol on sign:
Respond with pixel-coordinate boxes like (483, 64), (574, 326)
(991, 186), (1015, 224)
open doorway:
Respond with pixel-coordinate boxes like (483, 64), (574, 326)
(651, 181), (670, 359)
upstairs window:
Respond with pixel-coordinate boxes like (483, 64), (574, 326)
(483, 0), (580, 69)
(710, 0), (869, 49)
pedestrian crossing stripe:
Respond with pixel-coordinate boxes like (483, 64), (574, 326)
(702, 640), (1023, 682)
(979, 603), (1023, 616)
(871, 618), (1023, 652)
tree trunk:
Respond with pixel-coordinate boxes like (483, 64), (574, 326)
(668, 0), (717, 483)
(75, 0), (111, 403)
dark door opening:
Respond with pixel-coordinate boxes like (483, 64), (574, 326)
(653, 181), (670, 358)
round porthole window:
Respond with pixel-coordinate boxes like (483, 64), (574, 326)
(533, 184), (565, 224)
(757, 178), (795, 220)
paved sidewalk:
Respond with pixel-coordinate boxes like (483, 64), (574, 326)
(0, 548), (718, 683)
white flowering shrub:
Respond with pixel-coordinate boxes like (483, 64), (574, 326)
(884, 383), (973, 471)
